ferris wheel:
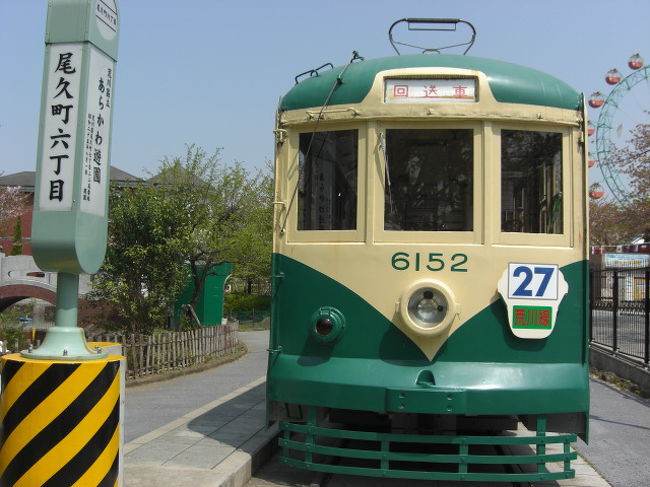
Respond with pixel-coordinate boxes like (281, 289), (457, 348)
(588, 53), (648, 203)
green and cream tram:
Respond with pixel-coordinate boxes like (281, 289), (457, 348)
(267, 19), (589, 483)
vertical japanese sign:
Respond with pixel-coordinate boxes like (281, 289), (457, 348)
(38, 45), (115, 217)
(81, 48), (115, 216)
(39, 44), (82, 211)
(32, 0), (119, 274)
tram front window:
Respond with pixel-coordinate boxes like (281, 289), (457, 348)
(298, 130), (358, 230)
(501, 130), (563, 234)
(384, 129), (473, 231)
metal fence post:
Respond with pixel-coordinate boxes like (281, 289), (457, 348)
(589, 269), (594, 342)
(612, 270), (619, 352)
(643, 269), (650, 367)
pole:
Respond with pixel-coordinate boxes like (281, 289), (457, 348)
(26, 272), (103, 360)
(55, 272), (79, 327)
(612, 270), (619, 352)
(643, 269), (650, 367)
(0, 3), (125, 486)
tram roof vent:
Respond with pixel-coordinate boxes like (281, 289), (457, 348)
(388, 18), (476, 56)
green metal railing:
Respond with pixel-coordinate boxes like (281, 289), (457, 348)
(279, 410), (576, 482)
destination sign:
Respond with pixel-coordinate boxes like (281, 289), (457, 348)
(385, 78), (476, 103)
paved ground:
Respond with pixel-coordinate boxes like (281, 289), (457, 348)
(124, 378), (276, 487)
(123, 330), (272, 487)
(124, 330), (269, 442)
(576, 377), (650, 487)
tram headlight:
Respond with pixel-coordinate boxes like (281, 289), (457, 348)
(400, 281), (457, 336)
(409, 289), (446, 324)
(316, 317), (334, 336)
(310, 306), (345, 344)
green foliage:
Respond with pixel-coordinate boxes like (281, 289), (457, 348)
(224, 292), (271, 313)
(91, 181), (191, 333)
(155, 145), (272, 321)
(10, 217), (22, 255)
(229, 164), (274, 291)
(92, 144), (273, 333)
(0, 304), (31, 351)
(224, 293), (271, 327)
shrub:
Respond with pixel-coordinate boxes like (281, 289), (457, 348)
(224, 293), (271, 313)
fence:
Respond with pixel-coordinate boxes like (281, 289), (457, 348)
(590, 267), (650, 366)
(227, 278), (271, 296)
(88, 323), (239, 380)
(230, 309), (271, 324)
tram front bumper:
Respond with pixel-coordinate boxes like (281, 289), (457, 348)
(385, 385), (467, 414)
(267, 354), (589, 416)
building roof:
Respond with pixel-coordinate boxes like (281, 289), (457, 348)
(0, 166), (141, 190)
(0, 171), (35, 188)
(109, 166), (142, 182)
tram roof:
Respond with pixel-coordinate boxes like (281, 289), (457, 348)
(280, 54), (581, 111)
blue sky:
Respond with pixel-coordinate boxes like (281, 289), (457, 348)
(1, 0), (648, 182)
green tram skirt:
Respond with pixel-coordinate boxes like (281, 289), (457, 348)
(278, 408), (576, 483)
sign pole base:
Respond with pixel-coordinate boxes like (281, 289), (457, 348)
(22, 326), (107, 361)
(21, 272), (107, 361)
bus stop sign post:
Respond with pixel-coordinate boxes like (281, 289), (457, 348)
(28, 0), (119, 360)
(1, 5), (124, 486)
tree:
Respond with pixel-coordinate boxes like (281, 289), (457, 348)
(589, 199), (635, 245)
(90, 181), (190, 333)
(155, 146), (271, 316)
(590, 118), (650, 244)
(0, 176), (27, 245)
(10, 217), (23, 255)
(229, 165), (273, 293)
(615, 119), (650, 203)
(612, 119), (650, 237)
(91, 145), (272, 332)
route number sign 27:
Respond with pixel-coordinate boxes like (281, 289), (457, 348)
(498, 263), (568, 339)
(506, 263), (559, 300)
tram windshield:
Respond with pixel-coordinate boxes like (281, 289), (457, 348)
(501, 130), (563, 234)
(384, 129), (473, 231)
(298, 130), (358, 230)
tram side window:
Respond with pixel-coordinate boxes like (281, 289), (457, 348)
(384, 129), (473, 231)
(501, 130), (563, 234)
(298, 130), (358, 230)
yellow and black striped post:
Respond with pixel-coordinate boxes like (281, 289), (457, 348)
(0, 354), (122, 487)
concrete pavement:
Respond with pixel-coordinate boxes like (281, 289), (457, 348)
(576, 377), (650, 487)
(124, 377), (277, 487)
(123, 330), (274, 487)
(124, 330), (270, 443)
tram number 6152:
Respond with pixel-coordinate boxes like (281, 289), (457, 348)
(391, 252), (469, 272)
